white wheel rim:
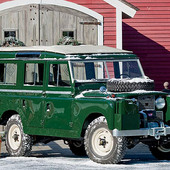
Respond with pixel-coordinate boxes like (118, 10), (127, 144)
(91, 127), (114, 156)
(8, 124), (22, 150)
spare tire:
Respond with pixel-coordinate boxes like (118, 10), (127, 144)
(107, 78), (154, 92)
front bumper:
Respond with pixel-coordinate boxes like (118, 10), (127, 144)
(113, 126), (170, 140)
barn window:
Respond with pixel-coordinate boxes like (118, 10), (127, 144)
(62, 31), (74, 38)
(4, 30), (16, 38)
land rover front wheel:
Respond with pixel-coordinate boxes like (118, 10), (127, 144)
(5, 114), (32, 156)
(84, 116), (127, 164)
(149, 143), (170, 160)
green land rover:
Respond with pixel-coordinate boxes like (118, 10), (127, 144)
(0, 45), (170, 164)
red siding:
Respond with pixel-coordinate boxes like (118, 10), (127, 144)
(124, 0), (170, 90)
(67, 0), (116, 47)
(0, 0), (11, 3)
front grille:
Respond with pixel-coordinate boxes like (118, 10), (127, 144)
(138, 95), (155, 110)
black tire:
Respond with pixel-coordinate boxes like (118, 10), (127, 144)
(84, 116), (127, 164)
(149, 143), (170, 160)
(5, 114), (32, 156)
(107, 79), (154, 92)
(68, 140), (87, 156)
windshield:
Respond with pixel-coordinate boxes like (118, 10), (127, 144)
(71, 60), (144, 82)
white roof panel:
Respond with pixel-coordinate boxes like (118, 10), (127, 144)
(0, 45), (132, 55)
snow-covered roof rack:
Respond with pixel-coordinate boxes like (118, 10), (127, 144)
(0, 45), (132, 55)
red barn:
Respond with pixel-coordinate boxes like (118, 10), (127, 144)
(122, 0), (170, 90)
(0, 0), (169, 90)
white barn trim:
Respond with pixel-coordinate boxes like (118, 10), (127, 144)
(104, 0), (137, 49)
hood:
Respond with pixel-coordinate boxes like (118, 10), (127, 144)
(75, 89), (167, 99)
(114, 90), (167, 98)
(75, 90), (109, 98)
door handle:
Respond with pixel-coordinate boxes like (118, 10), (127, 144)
(23, 100), (26, 107)
(47, 103), (50, 112)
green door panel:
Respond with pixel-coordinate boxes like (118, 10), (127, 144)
(43, 93), (73, 130)
(22, 94), (44, 127)
(43, 61), (73, 130)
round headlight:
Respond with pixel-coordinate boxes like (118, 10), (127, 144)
(100, 86), (107, 92)
(155, 97), (165, 109)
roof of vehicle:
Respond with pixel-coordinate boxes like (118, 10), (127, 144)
(0, 45), (137, 59)
(0, 45), (131, 55)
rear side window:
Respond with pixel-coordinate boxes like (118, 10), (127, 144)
(49, 64), (71, 87)
(0, 63), (17, 85)
(24, 63), (44, 86)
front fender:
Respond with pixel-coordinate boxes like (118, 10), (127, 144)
(72, 97), (116, 134)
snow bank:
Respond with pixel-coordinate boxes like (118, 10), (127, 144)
(1, 156), (170, 170)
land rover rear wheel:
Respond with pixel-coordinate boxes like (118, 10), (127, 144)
(68, 140), (87, 156)
(84, 116), (127, 164)
(149, 143), (170, 160)
(5, 114), (32, 156)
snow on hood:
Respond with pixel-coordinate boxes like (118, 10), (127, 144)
(108, 78), (154, 83)
(75, 90), (102, 99)
(75, 89), (166, 99)
(118, 90), (162, 94)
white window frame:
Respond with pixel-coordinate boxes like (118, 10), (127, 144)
(3, 29), (18, 41)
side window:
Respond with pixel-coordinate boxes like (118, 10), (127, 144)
(0, 63), (17, 85)
(49, 64), (71, 87)
(24, 63), (44, 86)
(0, 64), (4, 83)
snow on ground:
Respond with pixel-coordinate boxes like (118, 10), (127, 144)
(0, 141), (170, 170)
(1, 156), (170, 170)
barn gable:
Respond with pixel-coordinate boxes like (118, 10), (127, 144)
(0, 0), (137, 48)
(0, 0), (104, 46)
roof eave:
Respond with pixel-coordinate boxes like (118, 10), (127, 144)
(104, 0), (139, 18)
